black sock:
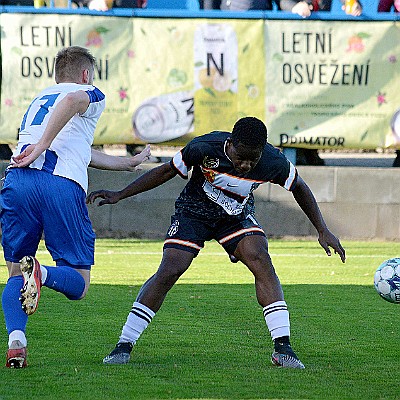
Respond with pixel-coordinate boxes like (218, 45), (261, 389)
(274, 336), (296, 355)
(274, 336), (290, 347)
(116, 342), (133, 352)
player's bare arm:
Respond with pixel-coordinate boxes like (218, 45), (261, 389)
(292, 176), (346, 263)
(12, 91), (90, 168)
(87, 162), (177, 206)
(89, 144), (151, 171)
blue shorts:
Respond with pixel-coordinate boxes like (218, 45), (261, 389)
(0, 168), (95, 269)
(163, 210), (265, 256)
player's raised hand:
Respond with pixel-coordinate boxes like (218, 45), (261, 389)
(318, 229), (346, 263)
(132, 144), (151, 171)
(137, 144), (151, 163)
(86, 190), (121, 206)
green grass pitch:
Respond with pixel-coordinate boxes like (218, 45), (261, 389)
(0, 238), (399, 400)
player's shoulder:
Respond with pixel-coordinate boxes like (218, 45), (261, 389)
(37, 83), (85, 97)
(36, 83), (61, 97)
(85, 86), (105, 103)
(264, 142), (284, 157)
(182, 131), (229, 163)
(57, 83), (105, 104)
(189, 130), (230, 146)
(45, 82), (102, 94)
(259, 143), (289, 166)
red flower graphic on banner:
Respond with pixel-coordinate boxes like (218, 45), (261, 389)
(4, 99), (13, 107)
(377, 92), (386, 106)
(118, 88), (128, 102)
(127, 49), (136, 59)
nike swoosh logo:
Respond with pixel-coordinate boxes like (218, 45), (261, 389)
(227, 183), (238, 187)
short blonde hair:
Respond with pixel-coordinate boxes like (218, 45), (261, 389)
(55, 46), (96, 83)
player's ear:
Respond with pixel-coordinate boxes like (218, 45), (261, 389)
(82, 69), (89, 84)
(225, 138), (235, 158)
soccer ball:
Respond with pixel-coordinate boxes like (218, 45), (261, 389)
(374, 258), (400, 304)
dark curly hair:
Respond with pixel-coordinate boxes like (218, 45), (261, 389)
(231, 117), (268, 149)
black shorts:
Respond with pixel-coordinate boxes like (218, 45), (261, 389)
(163, 211), (265, 256)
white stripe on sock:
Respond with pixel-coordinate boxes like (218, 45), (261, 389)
(119, 302), (155, 344)
(263, 301), (290, 341)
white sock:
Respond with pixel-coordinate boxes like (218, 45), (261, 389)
(263, 301), (290, 341)
(119, 302), (155, 344)
(40, 265), (48, 284)
(8, 330), (27, 348)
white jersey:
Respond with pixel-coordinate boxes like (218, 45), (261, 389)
(14, 82), (105, 192)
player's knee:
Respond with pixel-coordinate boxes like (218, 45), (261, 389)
(65, 281), (89, 301)
(65, 286), (87, 300)
(7, 262), (23, 277)
(246, 249), (271, 266)
(155, 267), (183, 287)
(66, 293), (83, 300)
(244, 251), (277, 279)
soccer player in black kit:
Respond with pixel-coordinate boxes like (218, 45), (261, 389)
(87, 116), (346, 369)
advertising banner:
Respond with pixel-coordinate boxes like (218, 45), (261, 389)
(0, 14), (265, 146)
(0, 13), (399, 149)
(0, 13), (133, 144)
(265, 20), (400, 149)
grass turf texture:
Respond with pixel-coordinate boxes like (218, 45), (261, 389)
(0, 238), (399, 400)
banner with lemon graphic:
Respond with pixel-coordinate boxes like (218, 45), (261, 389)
(0, 13), (399, 149)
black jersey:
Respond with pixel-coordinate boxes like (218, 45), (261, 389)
(170, 131), (298, 220)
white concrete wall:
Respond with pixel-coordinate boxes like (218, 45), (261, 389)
(86, 165), (400, 240)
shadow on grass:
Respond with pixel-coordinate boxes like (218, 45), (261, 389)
(0, 283), (397, 400)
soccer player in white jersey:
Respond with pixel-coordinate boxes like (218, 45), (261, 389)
(1, 46), (151, 368)
(88, 116), (346, 369)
